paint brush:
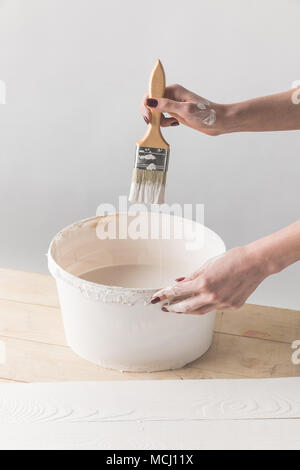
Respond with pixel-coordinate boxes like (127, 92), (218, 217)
(129, 59), (170, 204)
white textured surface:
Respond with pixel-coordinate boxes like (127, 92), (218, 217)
(0, 379), (300, 449)
(2, 420), (300, 450)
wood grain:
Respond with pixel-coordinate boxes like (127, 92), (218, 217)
(1, 419), (300, 450)
(2, 379), (300, 422)
(215, 304), (300, 343)
(1, 379), (300, 449)
(0, 299), (65, 345)
(138, 60), (169, 149)
(0, 268), (58, 307)
(0, 378), (23, 383)
(0, 267), (299, 450)
(0, 335), (246, 382)
(0, 377), (27, 384)
(191, 332), (300, 378)
(0, 268), (299, 382)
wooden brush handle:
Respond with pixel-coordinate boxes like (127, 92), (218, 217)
(138, 60), (169, 149)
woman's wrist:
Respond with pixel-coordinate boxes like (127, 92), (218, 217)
(245, 221), (300, 276)
(221, 102), (250, 134)
(237, 242), (273, 279)
(244, 239), (279, 277)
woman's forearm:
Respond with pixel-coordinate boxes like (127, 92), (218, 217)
(151, 221), (300, 314)
(246, 220), (300, 276)
(223, 89), (300, 133)
(142, 84), (300, 135)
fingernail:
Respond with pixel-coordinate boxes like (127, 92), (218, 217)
(146, 98), (158, 108)
(151, 297), (160, 304)
(175, 277), (185, 282)
(171, 121), (179, 126)
(144, 116), (149, 124)
(162, 306), (169, 312)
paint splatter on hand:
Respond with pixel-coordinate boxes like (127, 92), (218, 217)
(141, 84), (226, 136)
(151, 246), (269, 314)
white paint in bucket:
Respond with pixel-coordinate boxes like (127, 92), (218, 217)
(48, 212), (226, 372)
(79, 264), (171, 288)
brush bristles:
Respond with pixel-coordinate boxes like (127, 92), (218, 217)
(129, 169), (166, 204)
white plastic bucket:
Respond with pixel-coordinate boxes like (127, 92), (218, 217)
(48, 212), (225, 372)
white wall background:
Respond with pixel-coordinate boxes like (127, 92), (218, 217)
(0, 0), (299, 309)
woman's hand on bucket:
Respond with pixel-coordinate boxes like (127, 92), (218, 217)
(151, 221), (300, 314)
(151, 246), (268, 314)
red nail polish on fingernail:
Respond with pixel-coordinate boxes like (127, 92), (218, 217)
(162, 306), (169, 312)
(175, 277), (185, 282)
(151, 297), (160, 304)
(144, 116), (149, 124)
(171, 121), (179, 126)
(146, 98), (158, 108)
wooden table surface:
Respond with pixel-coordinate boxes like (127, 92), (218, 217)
(0, 268), (299, 383)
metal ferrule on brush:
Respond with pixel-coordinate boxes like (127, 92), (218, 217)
(129, 146), (170, 204)
(134, 146), (170, 172)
